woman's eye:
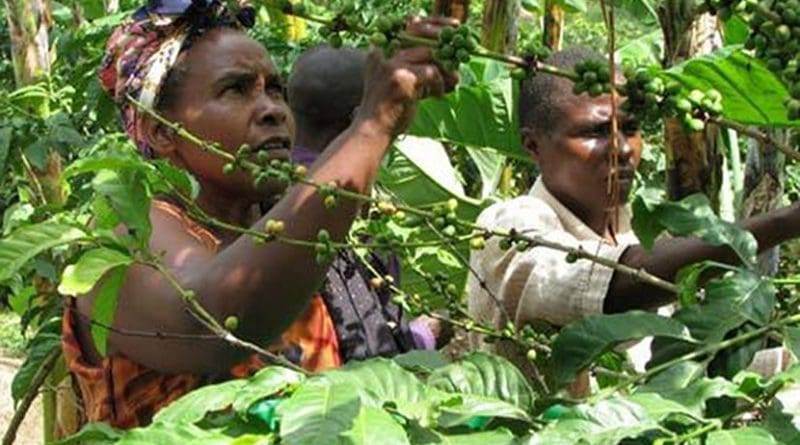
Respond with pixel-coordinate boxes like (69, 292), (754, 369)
(224, 81), (249, 95)
(266, 84), (285, 99)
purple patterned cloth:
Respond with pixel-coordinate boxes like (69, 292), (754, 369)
(292, 146), (436, 351)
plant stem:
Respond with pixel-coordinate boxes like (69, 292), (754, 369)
(594, 311), (800, 402)
(711, 117), (800, 163)
(131, 96), (681, 296)
(144, 258), (309, 375)
(2, 348), (61, 445)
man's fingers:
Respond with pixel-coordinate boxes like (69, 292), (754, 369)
(405, 15), (460, 39)
(410, 63), (446, 99)
(393, 47), (444, 65)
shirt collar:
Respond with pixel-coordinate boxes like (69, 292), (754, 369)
(529, 178), (634, 243)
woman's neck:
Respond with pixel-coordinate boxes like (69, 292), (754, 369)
(195, 182), (261, 245)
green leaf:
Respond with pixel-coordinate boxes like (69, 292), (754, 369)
(340, 406), (409, 445)
(409, 426), (516, 445)
(638, 362), (743, 416)
(393, 350), (450, 373)
(58, 247), (132, 296)
(50, 422), (122, 445)
(408, 71), (525, 159)
(626, 393), (699, 421)
(150, 159), (201, 199)
(324, 358), (430, 418)
(650, 300), (747, 369)
(554, 0), (587, 13)
(12, 321), (61, 403)
(783, 327), (800, 361)
(114, 421), (247, 445)
(664, 47), (800, 128)
(465, 146), (505, 199)
(706, 427), (779, 445)
(0, 220), (87, 283)
(62, 148), (151, 180)
(675, 261), (721, 307)
(614, 0), (658, 24)
(0, 126), (11, 177)
(550, 311), (694, 387)
(436, 394), (531, 427)
(278, 379), (362, 445)
(154, 379), (247, 424)
(529, 397), (663, 445)
(709, 324), (766, 379)
(723, 15), (750, 45)
(705, 271), (775, 326)
(232, 366), (305, 413)
(91, 266), (128, 356)
(762, 400), (800, 445)
(428, 352), (535, 411)
(92, 169), (152, 245)
(381, 137), (481, 213)
(616, 30), (663, 66)
(632, 191), (757, 267)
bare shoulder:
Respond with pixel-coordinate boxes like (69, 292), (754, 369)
(73, 201), (217, 356)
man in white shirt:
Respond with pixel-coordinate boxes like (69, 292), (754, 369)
(468, 47), (799, 383)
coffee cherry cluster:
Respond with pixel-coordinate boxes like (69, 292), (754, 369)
(315, 229), (335, 264)
(622, 68), (723, 133)
(716, 0), (800, 120)
(434, 26), (478, 72)
(700, 0), (747, 20)
(510, 40), (552, 81)
(221, 144), (300, 190)
(430, 198), (463, 239)
(318, 3), (361, 48)
(369, 16), (406, 58)
(571, 60), (612, 97)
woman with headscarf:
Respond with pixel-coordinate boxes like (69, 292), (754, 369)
(61, 0), (458, 429)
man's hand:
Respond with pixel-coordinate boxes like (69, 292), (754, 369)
(356, 16), (460, 137)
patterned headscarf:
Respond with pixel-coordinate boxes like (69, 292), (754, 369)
(99, 0), (255, 157)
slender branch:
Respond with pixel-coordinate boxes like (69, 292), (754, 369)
(711, 116), (800, 162)
(591, 311), (800, 402)
(67, 305), (220, 340)
(131, 96), (680, 295)
(2, 348), (61, 445)
(143, 259), (308, 375)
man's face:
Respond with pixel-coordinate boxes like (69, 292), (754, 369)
(525, 90), (643, 220)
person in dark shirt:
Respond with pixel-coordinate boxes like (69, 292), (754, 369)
(286, 45), (452, 360)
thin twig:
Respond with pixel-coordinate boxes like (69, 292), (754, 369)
(131, 96), (680, 295)
(711, 116), (800, 162)
(2, 348), (61, 445)
(143, 259), (309, 375)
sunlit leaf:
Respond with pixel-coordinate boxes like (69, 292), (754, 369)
(550, 311), (694, 387)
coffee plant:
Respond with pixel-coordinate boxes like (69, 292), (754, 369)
(5, 0), (800, 444)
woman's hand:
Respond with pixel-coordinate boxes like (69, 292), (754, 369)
(356, 16), (461, 138)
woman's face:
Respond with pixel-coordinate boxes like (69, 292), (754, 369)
(157, 28), (296, 201)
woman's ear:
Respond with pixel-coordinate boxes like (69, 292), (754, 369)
(142, 116), (178, 159)
(521, 126), (540, 163)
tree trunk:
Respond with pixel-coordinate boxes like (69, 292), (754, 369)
(542, 0), (564, 51)
(481, 0), (519, 53)
(104, 0), (119, 14)
(4, 0), (51, 87)
(740, 132), (786, 275)
(266, 1), (306, 41)
(433, 0), (470, 22)
(659, 8), (723, 207)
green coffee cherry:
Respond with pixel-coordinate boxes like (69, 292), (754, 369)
(224, 315), (239, 331)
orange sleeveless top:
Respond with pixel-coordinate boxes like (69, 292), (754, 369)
(62, 200), (341, 428)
